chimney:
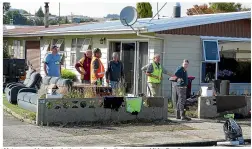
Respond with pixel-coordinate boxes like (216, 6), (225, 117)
(44, 2), (49, 28)
(173, 2), (181, 18)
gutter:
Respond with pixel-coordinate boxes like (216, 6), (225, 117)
(4, 29), (147, 38)
(136, 31), (164, 40)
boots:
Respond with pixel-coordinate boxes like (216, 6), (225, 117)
(175, 110), (181, 119)
(180, 110), (191, 121)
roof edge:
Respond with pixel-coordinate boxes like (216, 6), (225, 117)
(3, 29), (147, 38)
(149, 11), (251, 32)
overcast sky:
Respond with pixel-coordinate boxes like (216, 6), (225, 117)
(9, 1), (251, 18)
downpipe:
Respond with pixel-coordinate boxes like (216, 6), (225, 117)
(136, 31), (166, 96)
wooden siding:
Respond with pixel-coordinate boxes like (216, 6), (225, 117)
(157, 19), (251, 38)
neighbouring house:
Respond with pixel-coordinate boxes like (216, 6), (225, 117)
(3, 11), (251, 98)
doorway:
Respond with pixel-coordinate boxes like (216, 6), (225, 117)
(108, 41), (149, 95)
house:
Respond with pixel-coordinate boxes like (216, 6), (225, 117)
(3, 11), (251, 98)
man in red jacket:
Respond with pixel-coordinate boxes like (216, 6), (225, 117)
(75, 50), (92, 84)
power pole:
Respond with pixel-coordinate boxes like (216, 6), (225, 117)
(157, 2), (160, 19)
(59, 2), (61, 26)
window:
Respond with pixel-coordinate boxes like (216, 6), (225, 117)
(3, 40), (9, 58)
(201, 40), (251, 83)
(201, 40), (219, 83)
(70, 38), (91, 66)
(43, 39), (51, 52)
(218, 42), (251, 83)
(52, 39), (65, 52)
(202, 40), (220, 62)
(13, 40), (22, 58)
(42, 39), (66, 66)
(201, 62), (217, 83)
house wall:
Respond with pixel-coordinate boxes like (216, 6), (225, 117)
(156, 34), (251, 98)
(156, 34), (202, 98)
(40, 34), (154, 82)
(157, 19), (251, 38)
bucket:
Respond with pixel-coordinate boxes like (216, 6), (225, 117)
(201, 86), (213, 97)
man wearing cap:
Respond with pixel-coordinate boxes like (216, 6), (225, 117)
(91, 48), (105, 85)
(75, 49), (92, 84)
(43, 45), (61, 77)
(141, 54), (173, 97)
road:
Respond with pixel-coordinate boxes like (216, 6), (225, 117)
(3, 111), (251, 147)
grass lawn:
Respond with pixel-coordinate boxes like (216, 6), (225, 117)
(3, 94), (36, 121)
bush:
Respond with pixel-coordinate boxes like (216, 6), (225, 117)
(61, 69), (77, 81)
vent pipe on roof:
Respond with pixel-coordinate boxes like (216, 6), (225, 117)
(44, 2), (49, 28)
(173, 2), (181, 18)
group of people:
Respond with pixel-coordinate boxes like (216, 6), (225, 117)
(75, 48), (124, 88)
(43, 45), (124, 89)
(43, 45), (191, 121)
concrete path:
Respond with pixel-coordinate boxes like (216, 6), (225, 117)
(3, 111), (251, 147)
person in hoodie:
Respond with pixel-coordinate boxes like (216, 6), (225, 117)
(75, 50), (92, 84)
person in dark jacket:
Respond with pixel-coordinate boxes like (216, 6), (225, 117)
(174, 59), (191, 121)
(105, 52), (124, 89)
(75, 50), (92, 84)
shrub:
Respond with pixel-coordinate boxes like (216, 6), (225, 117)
(61, 69), (77, 81)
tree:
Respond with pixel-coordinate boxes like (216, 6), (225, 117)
(64, 16), (70, 24)
(3, 2), (11, 24)
(5, 10), (28, 25)
(3, 2), (11, 13)
(49, 19), (58, 25)
(187, 4), (215, 15)
(35, 7), (44, 17)
(209, 3), (242, 12)
(34, 17), (44, 26)
(136, 2), (153, 18)
(187, 3), (250, 15)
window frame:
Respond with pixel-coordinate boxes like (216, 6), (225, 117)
(70, 38), (92, 67)
(200, 61), (218, 83)
(13, 40), (21, 58)
(42, 38), (66, 67)
(202, 40), (220, 62)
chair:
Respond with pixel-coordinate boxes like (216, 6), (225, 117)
(5, 69), (41, 104)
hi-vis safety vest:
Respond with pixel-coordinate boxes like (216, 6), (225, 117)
(147, 62), (163, 83)
(90, 57), (105, 83)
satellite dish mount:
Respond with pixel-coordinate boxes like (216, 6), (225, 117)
(120, 6), (138, 32)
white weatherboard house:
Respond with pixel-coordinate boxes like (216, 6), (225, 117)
(3, 11), (251, 98)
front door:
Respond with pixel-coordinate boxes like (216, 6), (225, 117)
(108, 41), (149, 95)
(25, 41), (41, 72)
(121, 42), (136, 94)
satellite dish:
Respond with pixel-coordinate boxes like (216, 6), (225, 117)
(120, 6), (138, 26)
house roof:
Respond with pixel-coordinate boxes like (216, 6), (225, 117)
(3, 23), (93, 36)
(3, 11), (251, 37)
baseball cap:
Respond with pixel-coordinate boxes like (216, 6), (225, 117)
(52, 45), (58, 50)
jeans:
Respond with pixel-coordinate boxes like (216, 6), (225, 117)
(109, 81), (118, 89)
(176, 86), (187, 111)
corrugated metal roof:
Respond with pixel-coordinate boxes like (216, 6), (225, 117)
(3, 11), (251, 37)
(4, 23), (92, 35)
(45, 11), (250, 33)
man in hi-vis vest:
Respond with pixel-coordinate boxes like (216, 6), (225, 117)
(91, 48), (105, 85)
(142, 54), (173, 97)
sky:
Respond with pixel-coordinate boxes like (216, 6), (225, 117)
(8, 1), (252, 18)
